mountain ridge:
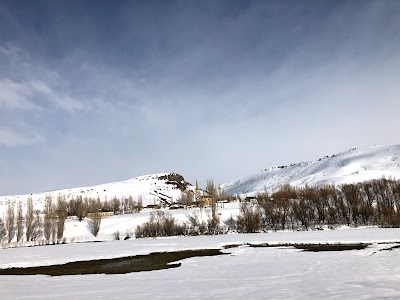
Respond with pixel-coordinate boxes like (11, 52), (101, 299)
(221, 144), (400, 196)
(2, 145), (400, 213)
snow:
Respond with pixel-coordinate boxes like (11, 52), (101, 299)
(222, 144), (400, 196)
(1, 228), (400, 299)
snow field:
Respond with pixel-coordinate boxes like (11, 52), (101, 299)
(1, 228), (400, 299)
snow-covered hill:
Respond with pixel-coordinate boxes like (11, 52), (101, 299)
(222, 145), (400, 196)
(3, 145), (400, 215)
(0, 173), (192, 214)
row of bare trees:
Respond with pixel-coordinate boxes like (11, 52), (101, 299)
(232, 178), (400, 232)
(135, 208), (226, 239)
(0, 196), (68, 244)
(68, 195), (143, 221)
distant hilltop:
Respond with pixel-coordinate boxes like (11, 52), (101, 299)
(222, 145), (400, 196)
(0, 173), (193, 214)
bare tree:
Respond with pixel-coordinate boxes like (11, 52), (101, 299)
(236, 202), (262, 233)
(111, 197), (121, 214)
(43, 195), (53, 241)
(87, 204), (101, 237)
(133, 196), (143, 213)
(5, 201), (16, 243)
(271, 184), (296, 230)
(102, 199), (110, 212)
(257, 192), (279, 231)
(206, 179), (219, 233)
(0, 218), (6, 241)
(56, 196), (68, 241)
(16, 201), (24, 242)
(138, 196), (143, 211)
(127, 195), (135, 214)
(87, 197), (97, 214)
(186, 211), (201, 228)
(30, 210), (43, 241)
(77, 196), (85, 221)
(179, 190), (193, 209)
(25, 197), (34, 241)
(51, 218), (57, 244)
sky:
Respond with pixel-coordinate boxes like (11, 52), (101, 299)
(1, 0), (400, 195)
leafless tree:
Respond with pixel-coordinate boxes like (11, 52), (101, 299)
(102, 199), (110, 212)
(51, 218), (57, 243)
(76, 196), (85, 221)
(127, 195), (135, 213)
(43, 195), (53, 241)
(0, 218), (6, 241)
(206, 179), (219, 233)
(270, 184), (296, 230)
(16, 201), (24, 242)
(56, 196), (68, 241)
(257, 192), (282, 231)
(186, 211), (201, 228)
(133, 196), (143, 213)
(5, 201), (15, 243)
(25, 197), (34, 241)
(341, 183), (362, 225)
(236, 202), (262, 233)
(30, 210), (43, 241)
(87, 204), (101, 237)
(206, 209), (220, 234)
(111, 197), (121, 214)
(179, 190), (193, 209)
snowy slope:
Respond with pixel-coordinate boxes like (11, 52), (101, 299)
(222, 144), (400, 196)
(0, 173), (192, 215)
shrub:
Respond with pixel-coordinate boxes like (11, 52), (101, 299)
(113, 231), (120, 240)
(124, 229), (133, 240)
(236, 202), (262, 233)
(135, 211), (186, 238)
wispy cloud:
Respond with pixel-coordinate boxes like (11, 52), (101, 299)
(0, 44), (85, 112)
(0, 45), (27, 64)
(0, 79), (42, 110)
(0, 79), (85, 112)
(30, 80), (86, 112)
(0, 44), (86, 152)
(0, 127), (42, 148)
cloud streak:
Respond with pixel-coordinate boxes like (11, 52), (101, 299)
(0, 78), (85, 112)
(0, 127), (41, 147)
(0, 79), (42, 110)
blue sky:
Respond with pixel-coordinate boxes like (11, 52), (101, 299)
(1, 0), (400, 195)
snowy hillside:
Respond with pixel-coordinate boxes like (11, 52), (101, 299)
(0, 173), (192, 215)
(222, 144), (400, 196)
